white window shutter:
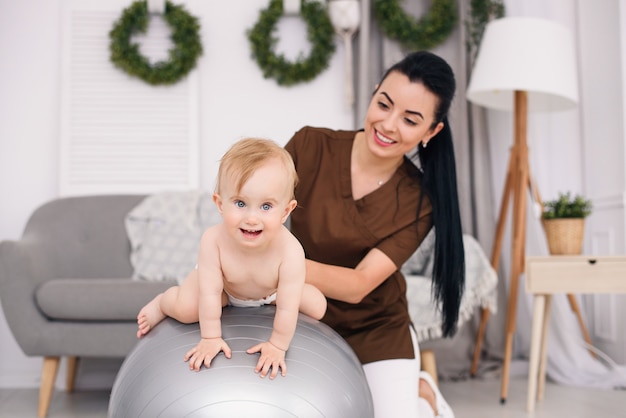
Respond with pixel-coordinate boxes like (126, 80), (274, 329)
(60, 0), (199, 196)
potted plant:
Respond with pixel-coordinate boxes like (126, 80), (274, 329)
(542, 192), (592, 255)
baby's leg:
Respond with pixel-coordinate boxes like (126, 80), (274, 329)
(299, 284), (327, 320)
(136, 269), (200, 338)
(160, 269), (201, 323)
(137, 292), (166, 338)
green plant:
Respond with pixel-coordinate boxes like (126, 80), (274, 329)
(109, 1), (203, 86)
(542, 192), (592, 219)
(465, 0), (505, 62)
(372, 0), (457, 51)
(247, 0), (336, 87)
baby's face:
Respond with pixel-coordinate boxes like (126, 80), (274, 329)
(216, 158), (296, 249)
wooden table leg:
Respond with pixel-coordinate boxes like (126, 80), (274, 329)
(567, 293), (596, 358)
(527, 294), (546, 413)
(537, 295), (553, 401)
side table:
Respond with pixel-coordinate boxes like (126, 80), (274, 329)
(525, 255), (626, 412)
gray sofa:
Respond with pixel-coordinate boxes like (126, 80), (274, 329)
(0, 195), (175, 418)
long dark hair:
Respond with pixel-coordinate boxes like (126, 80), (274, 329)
(380, 51), (465, 337)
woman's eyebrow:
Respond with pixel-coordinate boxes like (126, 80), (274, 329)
(380, 92), (424, 120)
(406, 109), (424, 120)
(381, 92), (394, 105)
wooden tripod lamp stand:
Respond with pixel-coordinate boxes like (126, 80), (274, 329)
(466, 17), (579, 404)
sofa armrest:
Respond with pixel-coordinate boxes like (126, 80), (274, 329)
(0, 239), (50, 355)
(0, 194), (146, 357)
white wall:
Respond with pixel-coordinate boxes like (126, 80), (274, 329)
(0, 0), (62, 388)
(577, 0), (626, 364)
(0, 0), (353, 388)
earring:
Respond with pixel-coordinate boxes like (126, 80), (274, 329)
(422, 141), (428, 148)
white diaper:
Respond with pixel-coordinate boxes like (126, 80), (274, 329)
(226, 291), (277, 308)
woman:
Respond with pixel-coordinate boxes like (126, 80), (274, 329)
(285, 51), (464, 417)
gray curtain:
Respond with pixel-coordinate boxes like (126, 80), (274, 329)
(353, 0), (506, 380)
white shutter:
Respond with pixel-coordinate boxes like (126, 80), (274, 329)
(60, 0), (199, 196)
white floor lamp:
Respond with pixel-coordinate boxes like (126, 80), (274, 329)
(466, 16), (579, 403)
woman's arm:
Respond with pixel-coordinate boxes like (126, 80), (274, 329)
(305, 248), (397, 304)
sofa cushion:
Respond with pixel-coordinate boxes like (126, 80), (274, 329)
(125, 191), (222, 282)
(401, 227), (435, 276)
(35, 278), (176, 321)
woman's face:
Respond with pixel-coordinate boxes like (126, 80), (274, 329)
(364, 71), (443, 158)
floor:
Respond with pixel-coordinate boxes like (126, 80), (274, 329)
(1, 375), (625, 417)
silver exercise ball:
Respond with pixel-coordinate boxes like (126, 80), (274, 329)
(109, 306), (373, 417)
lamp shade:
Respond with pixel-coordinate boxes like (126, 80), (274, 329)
(466, 17), (579, 112)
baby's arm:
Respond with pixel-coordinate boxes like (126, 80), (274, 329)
(184, 229), (232, 371)
(246, 239), (305, 378)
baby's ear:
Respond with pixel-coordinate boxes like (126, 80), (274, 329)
(282, 199), (297, 223)
(212, 193), (224, 214)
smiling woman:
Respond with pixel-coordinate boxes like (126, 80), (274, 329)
(285, 51), (463, 417)
(364, 72), (444, 153)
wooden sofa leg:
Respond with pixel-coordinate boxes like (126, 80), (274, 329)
(39, 356), (60, 418)
(420, 349), (438, 387)
(66, 356), (79, 392)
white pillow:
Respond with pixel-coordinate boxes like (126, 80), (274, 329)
(125, 190), (222, 282)
(401, 227), (435, 276)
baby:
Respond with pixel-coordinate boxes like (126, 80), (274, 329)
(136, 138), (327, 378)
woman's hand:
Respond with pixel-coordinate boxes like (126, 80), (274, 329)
(184, 337), (232, 371)
(246, 341), (287, 379)
(305, 248), (397, 303)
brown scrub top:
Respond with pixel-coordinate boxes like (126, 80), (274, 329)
(285, 126), (433, 364)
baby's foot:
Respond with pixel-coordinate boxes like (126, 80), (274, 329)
(137, 294), (166, 338)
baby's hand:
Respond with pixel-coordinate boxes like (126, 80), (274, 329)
(184, 337), (232, 371)
(246, 341), (286, 379)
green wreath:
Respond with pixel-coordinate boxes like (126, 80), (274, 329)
(373, 0), (457, 51)
(247, 0), (336, 87)
(109, 1), (203, 86)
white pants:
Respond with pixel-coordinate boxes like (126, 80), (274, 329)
(362, 327), (436, 418)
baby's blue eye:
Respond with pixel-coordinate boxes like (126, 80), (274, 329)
(261, 203), (272, 211)
(235, 200), (245, 208)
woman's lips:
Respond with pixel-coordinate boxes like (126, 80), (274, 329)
(374, 130), (396, 147)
